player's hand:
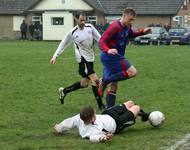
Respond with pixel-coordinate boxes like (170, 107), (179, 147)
(100, 133), (113, 142)
(107, 49), (118, 55)
(50, 57), (57, 64)
(143, 28), (151, 34)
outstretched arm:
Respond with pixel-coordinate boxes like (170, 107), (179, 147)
(54, 114), (80, 133)
(50, 31), (73, 64)
(90, 133), (113, 142)
(129, 27), (151, 38)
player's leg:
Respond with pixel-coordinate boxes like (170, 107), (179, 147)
(115, 104), (140, 133)
(127, 105), (140, 117)
(138, 108), (150, 122)
(59, 78), (89, 104)
(106, 82), (117, 109)
(102, 59), (136, 85)
(98, 65), (111, 97)
(123, 100), (149, 121)
(103, 103), (137, 133)
(123, 100), (135, 109)
(58, 61), (89, 104)
(86, 61), (105, 110)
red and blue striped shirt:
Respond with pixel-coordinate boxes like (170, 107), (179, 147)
(99, 20), (144, 61)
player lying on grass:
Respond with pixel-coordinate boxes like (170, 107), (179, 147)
(54, 100), (149, 142)
(50, 12), (104, 110)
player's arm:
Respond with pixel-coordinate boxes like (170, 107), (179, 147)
(129, 26), (151, 38)
(90, 133), (113, 143)
(99, 22), (118, 53)
(91, 24), (101, 42)
(50, 31), (73, 64)
(54, 114), (80, 133)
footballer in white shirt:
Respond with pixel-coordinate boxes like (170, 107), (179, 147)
(50, 12), (104, 110)
(54, 100), (150, 142)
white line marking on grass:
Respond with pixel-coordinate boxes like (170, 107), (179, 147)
(166, 133), (190, 150)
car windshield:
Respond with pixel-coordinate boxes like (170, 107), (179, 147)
(151, 27), (161, 34)
(169, 28), (186, 33)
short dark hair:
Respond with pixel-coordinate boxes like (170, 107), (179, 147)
(74, 11), (86, 19)
(123, 8), (136, 16)
(80, 106), (95, 124)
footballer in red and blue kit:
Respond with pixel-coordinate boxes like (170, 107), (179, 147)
(98, 19), (146, 109)
(99, 19), (145, 84)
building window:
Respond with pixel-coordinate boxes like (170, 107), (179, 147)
(51, 17), (64, 25)
(173, 16), (183, 27)
(32, 16), (42, 25)
(87, 16), (97, 25)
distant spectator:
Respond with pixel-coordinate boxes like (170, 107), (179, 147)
(148, 23), (154, 27)
(34, 22), (42, 40)
(155, 23), (162, 27)
(96, 23), (104, 35)
(164, 23), (171, 32)
(28, 21), (35, 40)
(103, 19), (110, 31)
(20, 20), (28, 40)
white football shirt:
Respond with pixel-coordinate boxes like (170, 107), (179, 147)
(55, 114), (116, 142)
(52, 23), (101, 63)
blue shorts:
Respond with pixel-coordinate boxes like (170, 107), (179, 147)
(102, 59), (131, 79)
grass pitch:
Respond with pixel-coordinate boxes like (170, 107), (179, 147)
(0, 41), (190, 150)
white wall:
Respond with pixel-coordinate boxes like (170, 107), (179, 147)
(34, 0), (93, 11)
(43, 11), (73, 40)
(13, 16), (25, 31)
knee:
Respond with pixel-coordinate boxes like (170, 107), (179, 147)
(130, 69), (137, 77)
(123, 100), (134, 109)
(129, 105), (140, 117)
(127, 67), (137, 78)
(133, 105), (140, 112)
(127, 100), (135, 106)
(91, 79), (99, 86)
(80, 81), (89, 88)
(108, 83), (118, 92)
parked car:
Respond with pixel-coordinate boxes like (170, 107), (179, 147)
(134, 27), (168, 45)
(179, 27), (190, 45)
(164, 27), (190, 45)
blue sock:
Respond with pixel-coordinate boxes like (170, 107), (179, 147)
(106, 91), (116, 109)
(103, 71), (129, 85)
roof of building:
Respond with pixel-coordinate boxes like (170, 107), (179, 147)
(95, 0), (185, 15)
(83, 0), (105, 13)
(0, 0), (185, 15)
(0, 0), (39, 15)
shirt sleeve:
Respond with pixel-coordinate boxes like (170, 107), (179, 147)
(128, 26), (145, 38)
(56, 114), (80, 133)
(52, 31), (73, 59)
(91, 25), (101, 42)
(89, 134), (107, 143)
(99, 22), (118, 52)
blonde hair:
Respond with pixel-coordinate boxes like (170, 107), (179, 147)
(123, 8), (136, 16)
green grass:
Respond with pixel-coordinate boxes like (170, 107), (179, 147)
(0, 41), (190, 150)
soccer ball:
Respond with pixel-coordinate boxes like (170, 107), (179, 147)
(148, 111), (165, 127)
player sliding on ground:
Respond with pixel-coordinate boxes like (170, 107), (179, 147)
(50, 12), (104, 110)
(98, 8), (151, 109)
(54, 100), (150, 142)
